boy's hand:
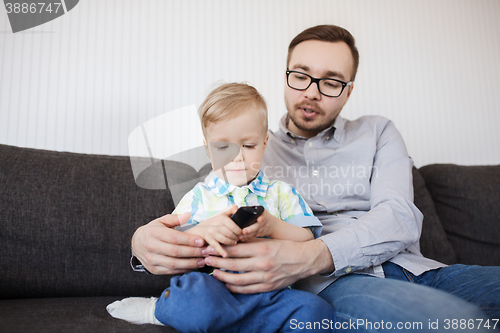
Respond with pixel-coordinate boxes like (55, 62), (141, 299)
(185, 205), (240, 258)
(239, 208), (276, 241)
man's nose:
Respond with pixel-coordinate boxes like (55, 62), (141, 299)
(304, 81), (321, 100)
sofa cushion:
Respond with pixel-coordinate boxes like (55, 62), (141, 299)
(0, 144), (196, 299)
(420, 164), (500, 266)
(0, 296), (178, 332)
(412, 167), (457, 264)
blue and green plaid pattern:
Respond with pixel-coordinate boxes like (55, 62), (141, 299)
(173, 170), (322, 237)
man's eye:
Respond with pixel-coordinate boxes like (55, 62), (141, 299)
(324, 80), (341, 89)
(293, 74), (307, 80)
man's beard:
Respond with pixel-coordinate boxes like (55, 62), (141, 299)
(288, 106), (337, 135)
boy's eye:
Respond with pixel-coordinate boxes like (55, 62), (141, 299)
(216, 145), (229, 151)
(243, 145), (256, 149)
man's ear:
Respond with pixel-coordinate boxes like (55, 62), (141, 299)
(346, 83), (354, 100)
(340, 83), (354, 109)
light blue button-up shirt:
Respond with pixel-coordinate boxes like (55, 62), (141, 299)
(262, 114), (445, 294)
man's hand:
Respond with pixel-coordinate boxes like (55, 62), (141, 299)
(204, 238), (334, 294)
(131, 212), (206, 275)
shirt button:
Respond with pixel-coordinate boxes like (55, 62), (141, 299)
(326, 136), (330, 140)
(345, 267), (352, 274)
(308, 142), (313, 147)
(312, 170), (319, 176)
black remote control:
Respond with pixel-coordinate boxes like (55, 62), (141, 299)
(231, 205), (264, 229)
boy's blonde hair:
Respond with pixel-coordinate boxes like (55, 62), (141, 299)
(198, 83), (268, 137)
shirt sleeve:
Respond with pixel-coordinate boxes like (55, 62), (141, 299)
(320, 120), (423, 277)
(172, 185), (205, 226)
(276, 181), (323, 238)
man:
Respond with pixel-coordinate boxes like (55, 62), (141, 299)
(132, 25), (499, 331)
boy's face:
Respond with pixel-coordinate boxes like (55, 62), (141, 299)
(205, 108), (268, 186)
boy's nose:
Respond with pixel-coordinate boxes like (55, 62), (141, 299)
(233, 149), (243, 162)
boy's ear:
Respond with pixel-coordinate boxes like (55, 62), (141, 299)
(263, 134), (269, 151)
(203, 140), (211, 158)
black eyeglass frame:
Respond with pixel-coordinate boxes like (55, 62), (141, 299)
(286, 70), (353, 98)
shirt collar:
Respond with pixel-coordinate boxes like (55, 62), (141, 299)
(276, 114), (344, 143)
(204, 170), (270, 197)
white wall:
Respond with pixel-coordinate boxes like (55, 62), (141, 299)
(1, 0), (499, 167)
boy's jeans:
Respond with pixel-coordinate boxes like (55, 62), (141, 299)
(319, 262), (500, 332)
(155, 272), (335, 333)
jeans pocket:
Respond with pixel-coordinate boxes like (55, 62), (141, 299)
(403, 268), (416, 283)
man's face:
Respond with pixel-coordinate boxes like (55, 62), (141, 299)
(285, 40), (354, 138)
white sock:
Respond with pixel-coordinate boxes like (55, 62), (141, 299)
(106, 297), (164, 326)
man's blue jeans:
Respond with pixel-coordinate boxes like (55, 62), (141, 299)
(319, 262), (500, 332)
(155, 272), (335, 332)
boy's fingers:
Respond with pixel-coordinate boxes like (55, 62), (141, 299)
(219, 223), (241, 240)
(213, 232), (238, 246)
(242, 223), (259, 235)
(206, 237), (228, 258)
(222, 218), (242, 237)
(218, 204), (238, 217)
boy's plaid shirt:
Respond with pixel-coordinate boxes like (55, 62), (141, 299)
(173, 170), (322, 238)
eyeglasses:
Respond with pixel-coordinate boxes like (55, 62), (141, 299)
(286, 70), (352, 98)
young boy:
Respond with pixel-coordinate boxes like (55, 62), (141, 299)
(107, 83), (334, 332)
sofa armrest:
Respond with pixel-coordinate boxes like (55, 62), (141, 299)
(412, 167), (457, 264)
(419, 164), (500, 266)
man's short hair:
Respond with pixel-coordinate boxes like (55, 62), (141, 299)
(287, 25), (360, 81)
(198, 82), (268, 137)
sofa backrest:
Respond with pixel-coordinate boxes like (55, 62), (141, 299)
(0, 144), (198, 299)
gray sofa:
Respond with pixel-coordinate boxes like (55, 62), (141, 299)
(1, 143), (499, 332)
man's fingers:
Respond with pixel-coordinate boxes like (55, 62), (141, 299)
(210, 269), (278, 294)
(149, 240), (205, 259)
(220, 238), (268, 257)
(156, 212), (191, 228)
(205, 255), (260, 272)
(146, 256), (206, 275)
(154, 223), (205, 248)
(224, 282), (273, 294)
(212, 268), (259, 285)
